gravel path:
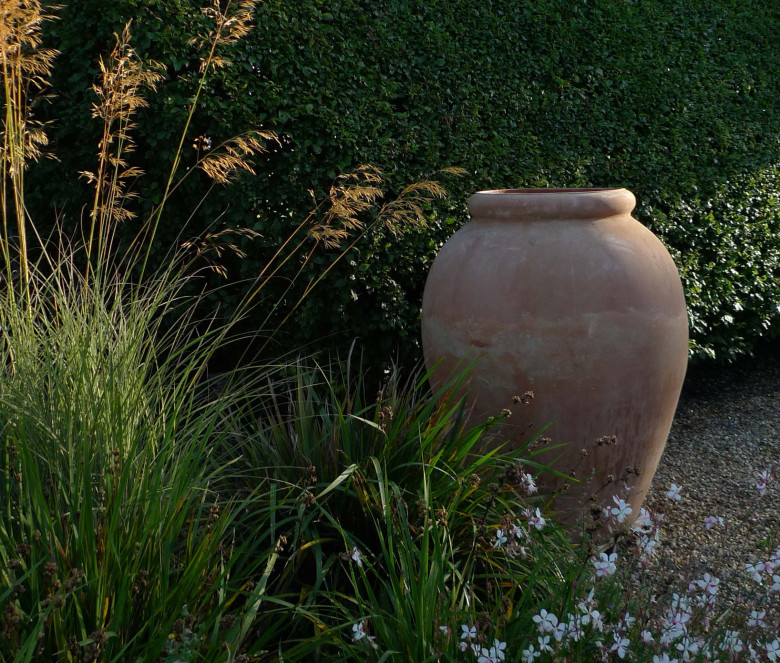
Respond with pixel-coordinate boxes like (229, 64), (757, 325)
(638, 350), (780, 607)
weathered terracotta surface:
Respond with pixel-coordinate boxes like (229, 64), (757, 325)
(421, 188), (688, 529)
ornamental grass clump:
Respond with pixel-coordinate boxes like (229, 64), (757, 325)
(0, 2), (468, 660)
(231, 358), (586, 660)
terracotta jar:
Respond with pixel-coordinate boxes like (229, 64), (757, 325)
(420, 188), (688, 530)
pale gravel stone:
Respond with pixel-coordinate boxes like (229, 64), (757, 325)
(637, 353), (780, 609)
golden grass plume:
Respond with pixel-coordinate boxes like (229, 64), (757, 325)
(308, 165), (466, 249)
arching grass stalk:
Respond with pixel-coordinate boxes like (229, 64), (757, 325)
(0, 0), (57, 317)
(138, 0), (263, 281)
(80, 21), (164, 287)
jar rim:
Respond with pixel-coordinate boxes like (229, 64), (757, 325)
(474, 187), (623, 194)
(468, 187), (635, 220)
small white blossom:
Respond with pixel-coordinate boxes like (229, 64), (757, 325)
(771, 574), (780, 592)
(521, 472), (537, 494)
(350, 547), (363, 567)
(593, 551), (617, 578)
(676, 636), (700, 662)
(477, 646), (500, 663)
(653, 655), (679, 663)
(703, 515), (724, 529)
(666, 483), (683, 501)
(532, 609), (558, 633)
(610, 496), (633, 523)
(640, 532), (660, 561)
(492, 639), (507, 661)
(745, 562), (766, 582)
(551, 620), (567, 642)
(567, 614), (584, 642)
(620, 612), (636, 630)
(695, 573), (720, 595)
(461, 624), (477, 640)
(766, 639), (780, 662)
(537, 635), (552, 653)
(632, 507), (653, 532)
(521, 644), (541, 662)
(577, 588), (596, 614)
(439, 625), (451, 635)
(747, 609), (766, 628)
(720, 630), (743, 654)
(352, 621), (366, 641)
(526, 508), (546, 530)
(493, 529), (507, 549)
(611, 633), (630, 659)
(669, 592), (692, 617)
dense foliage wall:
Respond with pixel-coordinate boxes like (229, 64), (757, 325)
(32, 0), (780, 367)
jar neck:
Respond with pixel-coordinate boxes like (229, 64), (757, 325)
(467, 188), (636, 221)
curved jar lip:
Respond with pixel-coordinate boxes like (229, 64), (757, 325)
(467, 187), (636, 221)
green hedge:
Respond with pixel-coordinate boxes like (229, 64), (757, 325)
(31, 0), (780, 367)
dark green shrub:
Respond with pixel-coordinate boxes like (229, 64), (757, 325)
(31, 0), (780, 366)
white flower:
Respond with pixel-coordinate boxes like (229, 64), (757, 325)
(350, 546), (363, 567)
(461, 624), (477, 640)
(621, 612), (636, 629)
(521, 644), (540, 662)
(590, 609), (604, 632)
(766, 639), (780, 662)
(747, 609), (765, 628)
(641, 630), (654, 644)
(493, 529), (507, 548)
(720, 630), (743, 654)
(610, 496), (633, 523)
(352, 621), (366, 641)
(653, 655), (679, 663)
(669, 592), (692, 617)
(566, 615), (584, 642)
(477, 646), (500, 663)
(492, 639), (507, 661)
(511, 522), (525, 540)
(745, 562), (766, 582)
(439, 625), (452, 635)
(676, 636), (700, 661)
(459, 641), (471, 652)
(537, 635), (552, 653)
(703, 515), (724, 529)
(532, 609), (558, 633)
(521, 472), (538, 494)
(526, 508), (546, 530)
(666, 483), (683, 501)
(632, 507), (653, 532)
(593, 551), (617, 577)
(641, 533), (659, 557)
(695, 573), (720, 595)
(611, 633), (630, 659)
(771, 574), (780, 592)
(551, 620), (567, 642)
(577, 587), (596, 614)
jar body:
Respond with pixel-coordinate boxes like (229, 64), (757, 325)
(420, 188), (689, 529)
